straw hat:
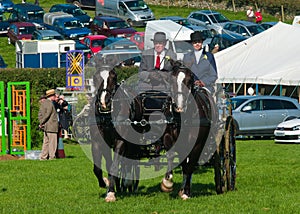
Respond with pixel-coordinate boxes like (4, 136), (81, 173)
(46, 89), (55, 97)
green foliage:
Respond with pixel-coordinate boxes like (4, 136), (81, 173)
(0, 140), (299, 213)
(1, 68), (65, 148)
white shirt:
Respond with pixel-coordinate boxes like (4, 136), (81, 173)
(194, 49), (203, 64)
(154, 50), (165, 70)
(247, 9), (254, 18)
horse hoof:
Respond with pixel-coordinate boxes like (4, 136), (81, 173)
(162, 177), (173, 189)
(178, 190), (189, 200)
(161, 179), (173, 193)
(105, 192), (116, 202)
(103, 177), (109, 187)
(178, 189), (190, 200)
(181, 194), (190, 200)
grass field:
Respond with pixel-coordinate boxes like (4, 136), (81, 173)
(0, 139), (299, 213)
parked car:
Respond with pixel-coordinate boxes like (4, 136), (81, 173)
(274, 117), (300, 143)
(80, 35), (107, 54)
(261, 21), (278, 30)
(102, 37), (139, 50)
(230, 95), (300, 137)
(66, 0), (95, 9)
(0, 0), (14, 12)
(91, 16), (136, 38)
(31, 29), (64, 40)
(75, 39), (93, 64)
(0, 54), (7, 68)
(12, 3), (44, 24)
(0, 11), (17, 34)
(49, 3), (92, 27)
(129, 31), (144, 50)
(223, 20), (265, 38)
(99, 37), (141, 66)
(187, 10), (230, 35)
(208, 31), (246, 53)
(7, 22), (36, 45)
(159, 15), (213, 45)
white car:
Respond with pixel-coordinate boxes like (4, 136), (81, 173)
(274, 117), (300, 143)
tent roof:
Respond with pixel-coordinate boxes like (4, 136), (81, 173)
(215, 22), (300, 86)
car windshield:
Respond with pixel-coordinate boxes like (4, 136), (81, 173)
(124, 0), (148, 11)
(27, 11), (44, 20)
(108, 21), (130, 29)
(65, 20), (82, 29)
(208, 13), (229, 23)
(230, 97), (249, 110)
(201, 30), (213, 39)
(247, 25), (265, 35)
(73, 8), (86, 16)
(173, 41), (193, 53)
(42, 35), (64, 40)
(19, 26), (36, 35)
(91, 40), (103, 47)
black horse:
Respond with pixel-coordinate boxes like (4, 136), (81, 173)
(91, 59), (217, 201)
(158, 60), (218, 199)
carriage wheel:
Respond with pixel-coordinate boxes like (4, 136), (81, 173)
(214, 116), (236, 194)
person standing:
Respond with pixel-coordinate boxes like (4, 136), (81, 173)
(246, 6), (255, 22)
(255, 9), (263, 24)
(38, 89), (59, 160)
(58, 95), (70, 139)
(183, 31), (218, 94)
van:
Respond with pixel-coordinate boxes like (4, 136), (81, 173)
(12, 3), (44, 24)
(95, 0), (155, 27)
(144, 20), (194, 60)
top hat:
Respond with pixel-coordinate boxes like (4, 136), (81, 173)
(151, 32), (168, 42)
(190, 31), (203, 42)
(46, 89), (55, 97)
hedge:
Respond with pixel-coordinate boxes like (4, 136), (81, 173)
(0, 66), (138, 148)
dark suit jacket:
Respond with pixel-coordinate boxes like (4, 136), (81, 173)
(139, 48), (177, 73)
(38, 99), (59, 133)
(183, 50), (218, 93)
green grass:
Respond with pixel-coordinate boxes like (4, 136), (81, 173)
(0, 140), (299, 213)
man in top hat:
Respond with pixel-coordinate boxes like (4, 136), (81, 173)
(183, 31), (218, 94)
(38, 89), (59, 160)
(138, 32), (177, 89)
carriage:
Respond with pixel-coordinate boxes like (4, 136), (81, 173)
(73, 57), (236, 201)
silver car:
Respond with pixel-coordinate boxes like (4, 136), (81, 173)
(187, 10), (230, 35)
(223, 20), (265, 38)
(230, 95), (300, 137)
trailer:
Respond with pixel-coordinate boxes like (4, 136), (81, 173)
(16, 40), (75, 68)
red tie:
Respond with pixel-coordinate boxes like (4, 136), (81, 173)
(155, 54), (160, 69)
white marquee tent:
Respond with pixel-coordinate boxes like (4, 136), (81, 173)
(215, 22), (300, 87)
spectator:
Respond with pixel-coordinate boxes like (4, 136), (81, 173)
(183, 31), (218, 94)
(58, 95), (70, 139)
(246, 6), (255, 22)
(38, 89), (59, 160)
(255, 9), (263, 24)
